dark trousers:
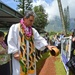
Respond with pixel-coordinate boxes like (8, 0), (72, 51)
(0, 62), (10, 75)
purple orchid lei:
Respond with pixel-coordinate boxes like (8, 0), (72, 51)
(20, 18), (32, 37)
(0, 41), (7, 49)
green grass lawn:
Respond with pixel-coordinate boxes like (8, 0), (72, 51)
(55, 55), (66, 75)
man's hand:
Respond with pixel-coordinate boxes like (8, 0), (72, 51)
(14, 52), (20, 61)
(46, 45), (56, 51)
(72, 37), (75, 41)
(46, 45), (60, 56)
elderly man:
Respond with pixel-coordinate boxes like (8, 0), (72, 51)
(7, 10), (55, 75)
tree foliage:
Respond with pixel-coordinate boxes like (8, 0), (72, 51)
(25, 0), (33, 10)
(14, 0), (33, 15)
(33, 5), (48, 33)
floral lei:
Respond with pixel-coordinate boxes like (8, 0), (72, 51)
(0, 41), (7, 49)
(20, 18), (32, 37)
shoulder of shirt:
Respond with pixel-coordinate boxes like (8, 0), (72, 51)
(9, 23), (20, 32)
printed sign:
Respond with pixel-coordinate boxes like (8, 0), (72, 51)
(61, 36), (72, 75)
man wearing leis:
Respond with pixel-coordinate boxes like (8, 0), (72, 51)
(7, 10), (55, 75)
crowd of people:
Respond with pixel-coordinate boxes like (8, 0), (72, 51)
(52, 33), (65, 53)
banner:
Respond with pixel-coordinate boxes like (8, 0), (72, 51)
(61, 36), (72, 75)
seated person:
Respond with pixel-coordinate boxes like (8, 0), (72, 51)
(0, 31), (10, 75)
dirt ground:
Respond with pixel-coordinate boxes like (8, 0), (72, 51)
(37, 56), (57, 75)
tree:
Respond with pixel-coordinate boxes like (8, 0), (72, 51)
(57, 0), (66, 35)
(14, 0), (33, 15)
(33, 5), (48, 33)
(25, 0), (33, 10)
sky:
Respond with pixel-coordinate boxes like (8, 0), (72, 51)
(33, 0), (75, 20)
(1, 0), (75, 20)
